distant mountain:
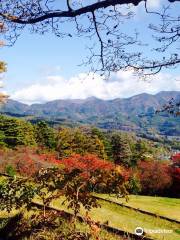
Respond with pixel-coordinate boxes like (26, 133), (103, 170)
(1, 91), (180, 137)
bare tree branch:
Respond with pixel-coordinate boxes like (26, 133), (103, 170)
(0, 0), (179, 24)
(0, 0), (179, 76)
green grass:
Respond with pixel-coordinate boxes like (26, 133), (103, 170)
(95, 194), (180, 221)
(52, 197), (180, 240)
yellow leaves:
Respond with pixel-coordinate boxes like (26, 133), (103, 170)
(0, 92), (8, 104)
(1, 14), (18, 21)
(0, 61), (8, 104)
(0, 61), (7, 73)
(115, 165), (125, 174)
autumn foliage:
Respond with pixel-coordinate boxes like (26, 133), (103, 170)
(61, 154), (113, 172)
(137, 160), (172, 195)
(0, 147), (60, 176)
(171, 153), (180, 181)
(169, 153), (180, 196)
(59, 153), (114, 180)
(0, 148), (116, 178)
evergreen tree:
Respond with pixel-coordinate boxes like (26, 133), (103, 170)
(111, 133), (132, 167)
(35, 121), (56, 149)
(0, 116), (36, 147)
(0, 130), (5, 146)
(91, 127), (112, 160)
(131, 139), (153, 166)
(56, 127), (74, 158)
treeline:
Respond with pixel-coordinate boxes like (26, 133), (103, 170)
(0, 115), (170, 163)
(0, 115), (179, 197)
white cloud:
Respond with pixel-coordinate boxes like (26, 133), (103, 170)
(146, 0), (161, 9)
(11, 71), (180, 105)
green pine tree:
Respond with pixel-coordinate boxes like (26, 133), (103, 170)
(35, 121), (56, 149)
(111, 133), (132, 166)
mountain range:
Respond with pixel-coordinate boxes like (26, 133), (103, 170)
(1, 91), (180, 137)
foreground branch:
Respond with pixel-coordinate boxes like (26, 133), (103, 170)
(0, 0), (179, 24)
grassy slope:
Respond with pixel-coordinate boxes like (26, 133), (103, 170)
(52, 197), (180, 240)
(96, 194), (180, 221)
(0, 210), (123, 240)
(1, 188), (179, 240)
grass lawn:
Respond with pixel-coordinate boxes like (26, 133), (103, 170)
(95, 194), (180, 221)
(52, 197), (180, 240)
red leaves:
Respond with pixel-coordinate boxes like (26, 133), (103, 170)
(170, 153), (180, 195)
(170, 153), (180, 181)
(0, 147), (60, 176)
(137, 161), (172, 194)
(60, 154), (114, 179)
(61, 154), (113, 172)
(171, 153), (180, 165)
(0, 148), (114, 178)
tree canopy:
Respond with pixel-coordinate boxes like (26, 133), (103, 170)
(0, 0), (179, 76)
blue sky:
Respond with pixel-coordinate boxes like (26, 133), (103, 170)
(1, 0), (180, 104)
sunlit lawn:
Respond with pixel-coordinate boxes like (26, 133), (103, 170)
(51, 197), (180, 240)
(95, 194), (180, 221)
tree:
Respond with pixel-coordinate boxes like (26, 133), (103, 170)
(0, 129), (6, 146)
(56, 127), (74, 158)
(61, 153), (113, 179)
(56, 127), (107, 159)
(0, 20), (8, 103)
(0, 115), (36, 147)
(131, 139), (149, 166)
(0, 0), (179, 76)
(35, 121), (56, 149)
(111, 133), (132, 166)
(0, 147), (60, 176)
(138, 160), (172, 195)
(128, 171), (141, 194)
(91, 127), (112, 160)
(169, 153), (180, 197)
(0, 166), (127, 238)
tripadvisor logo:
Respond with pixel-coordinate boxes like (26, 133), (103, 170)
(135, 227), (144, 236)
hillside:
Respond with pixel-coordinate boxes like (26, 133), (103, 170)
(1, 91), (180, 137)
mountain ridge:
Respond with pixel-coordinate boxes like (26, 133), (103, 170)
(5, 90), (180, 107)
(1, 91), (180, 137)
